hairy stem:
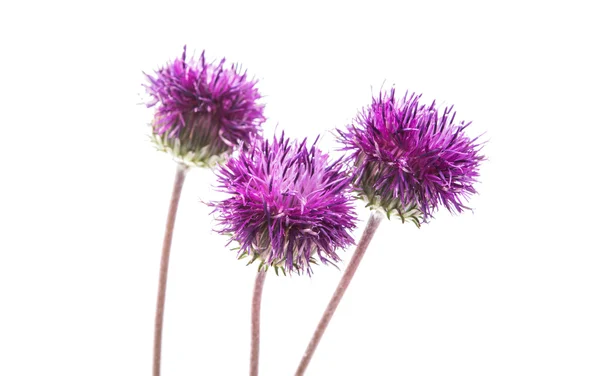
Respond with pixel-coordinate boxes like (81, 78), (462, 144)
(153, 164), (188, 376)
(295, 211), (384, 375)
(250, 270), (267, 376)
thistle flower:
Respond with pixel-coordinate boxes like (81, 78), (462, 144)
(211, 133), (357, 275)
(338, 88), (484, 225)
(296, 90), (485, 373)
(144, 46), (265, 167)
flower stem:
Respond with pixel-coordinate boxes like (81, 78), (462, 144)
(295, 211), (384, 375)
(153, 164), (188, 376)
(250, 270), (267, 376)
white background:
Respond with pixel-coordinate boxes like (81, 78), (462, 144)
(1, 0), (599, 375)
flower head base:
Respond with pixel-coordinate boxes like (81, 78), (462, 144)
(338, 88), (484, 225)
(211, 133), (357, 275)
(145, 46), (265, 167)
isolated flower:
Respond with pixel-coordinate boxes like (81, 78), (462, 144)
(211, 133), (357, 275)
(338, 88), (484, 225)
(295, 89), (486, 373)
(144, 46), (265, 167)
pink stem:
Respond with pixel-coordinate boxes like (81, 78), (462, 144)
(295, 211), (384, 375)
(250, 270), (267, 376)
(153, 164), (188, 376)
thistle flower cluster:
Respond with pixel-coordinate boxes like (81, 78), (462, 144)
(338, 88), (484, 225)
(144, 47), (485, 275)
(211, 133), (357, 275)
(145, 46), (265, 167)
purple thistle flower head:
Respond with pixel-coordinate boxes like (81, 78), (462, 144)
(211, 133), (357, 275)
(338, 88), (484, 225)
(144, 46), (265, 167)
